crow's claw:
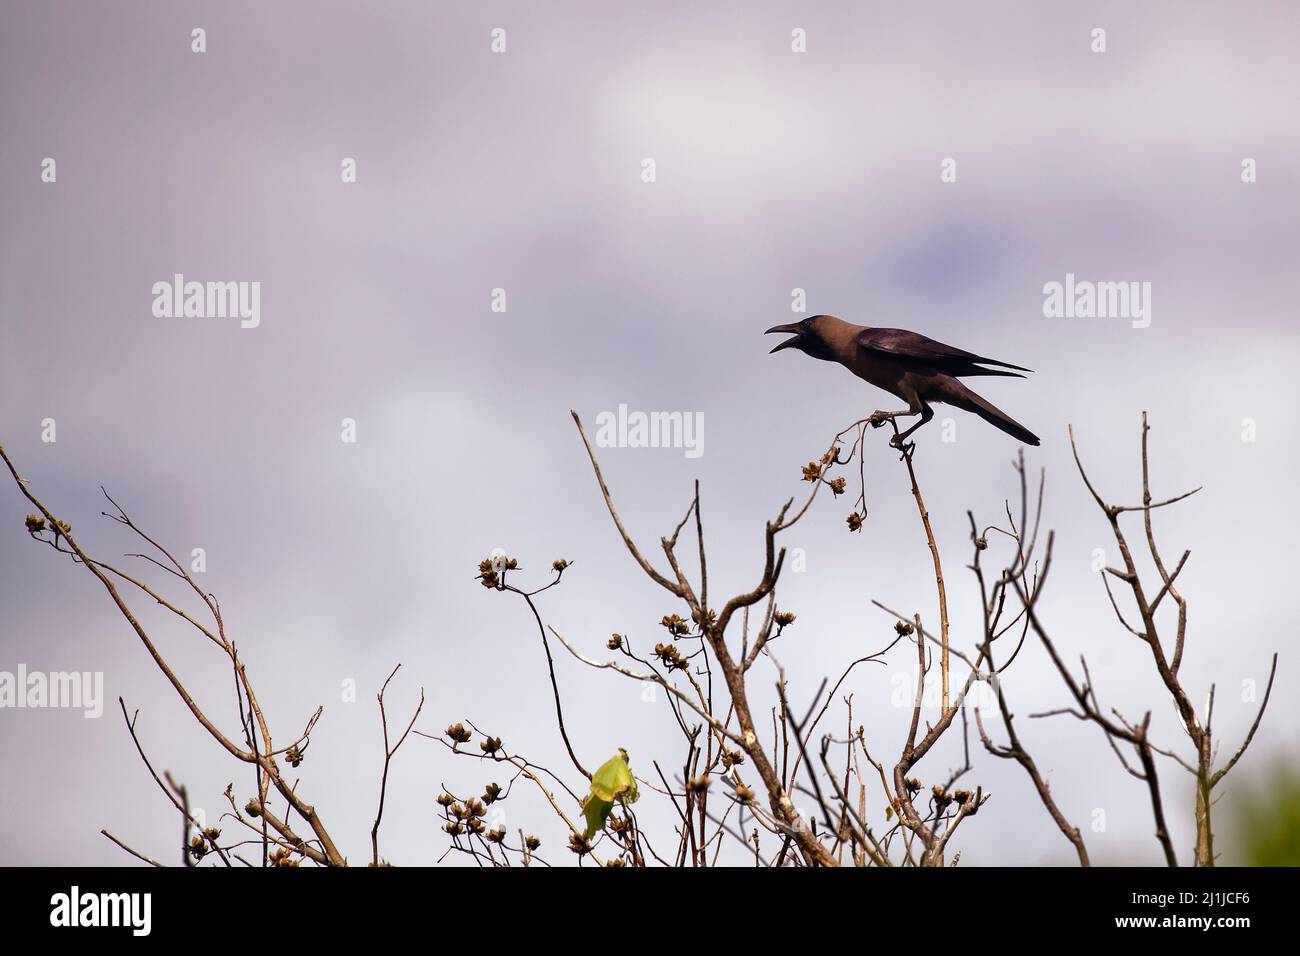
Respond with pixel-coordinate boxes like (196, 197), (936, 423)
(868, 412), (892, 428)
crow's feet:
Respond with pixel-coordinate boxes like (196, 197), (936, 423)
(867, 411), (894, 429)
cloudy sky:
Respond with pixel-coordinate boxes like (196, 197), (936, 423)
(1, 1), (1296, 866)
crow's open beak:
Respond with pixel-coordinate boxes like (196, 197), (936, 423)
(765, 323), (802, 354)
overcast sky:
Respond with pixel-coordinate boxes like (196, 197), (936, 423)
(1, 1), (1297, 866)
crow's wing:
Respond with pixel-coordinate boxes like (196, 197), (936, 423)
(856, 328), (1032, 374)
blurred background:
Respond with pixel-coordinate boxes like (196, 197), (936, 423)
(1, 0), (1296, 865)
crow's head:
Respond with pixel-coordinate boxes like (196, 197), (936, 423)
(765, 314), (841, 361)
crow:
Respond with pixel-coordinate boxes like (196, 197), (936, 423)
(766, 314), (1040, 446)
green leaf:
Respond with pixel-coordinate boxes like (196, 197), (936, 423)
(582, 749), (638, 839)
(583, 795), (612, 842)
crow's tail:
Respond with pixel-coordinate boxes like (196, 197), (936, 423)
(947, 382), (1040, 446)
